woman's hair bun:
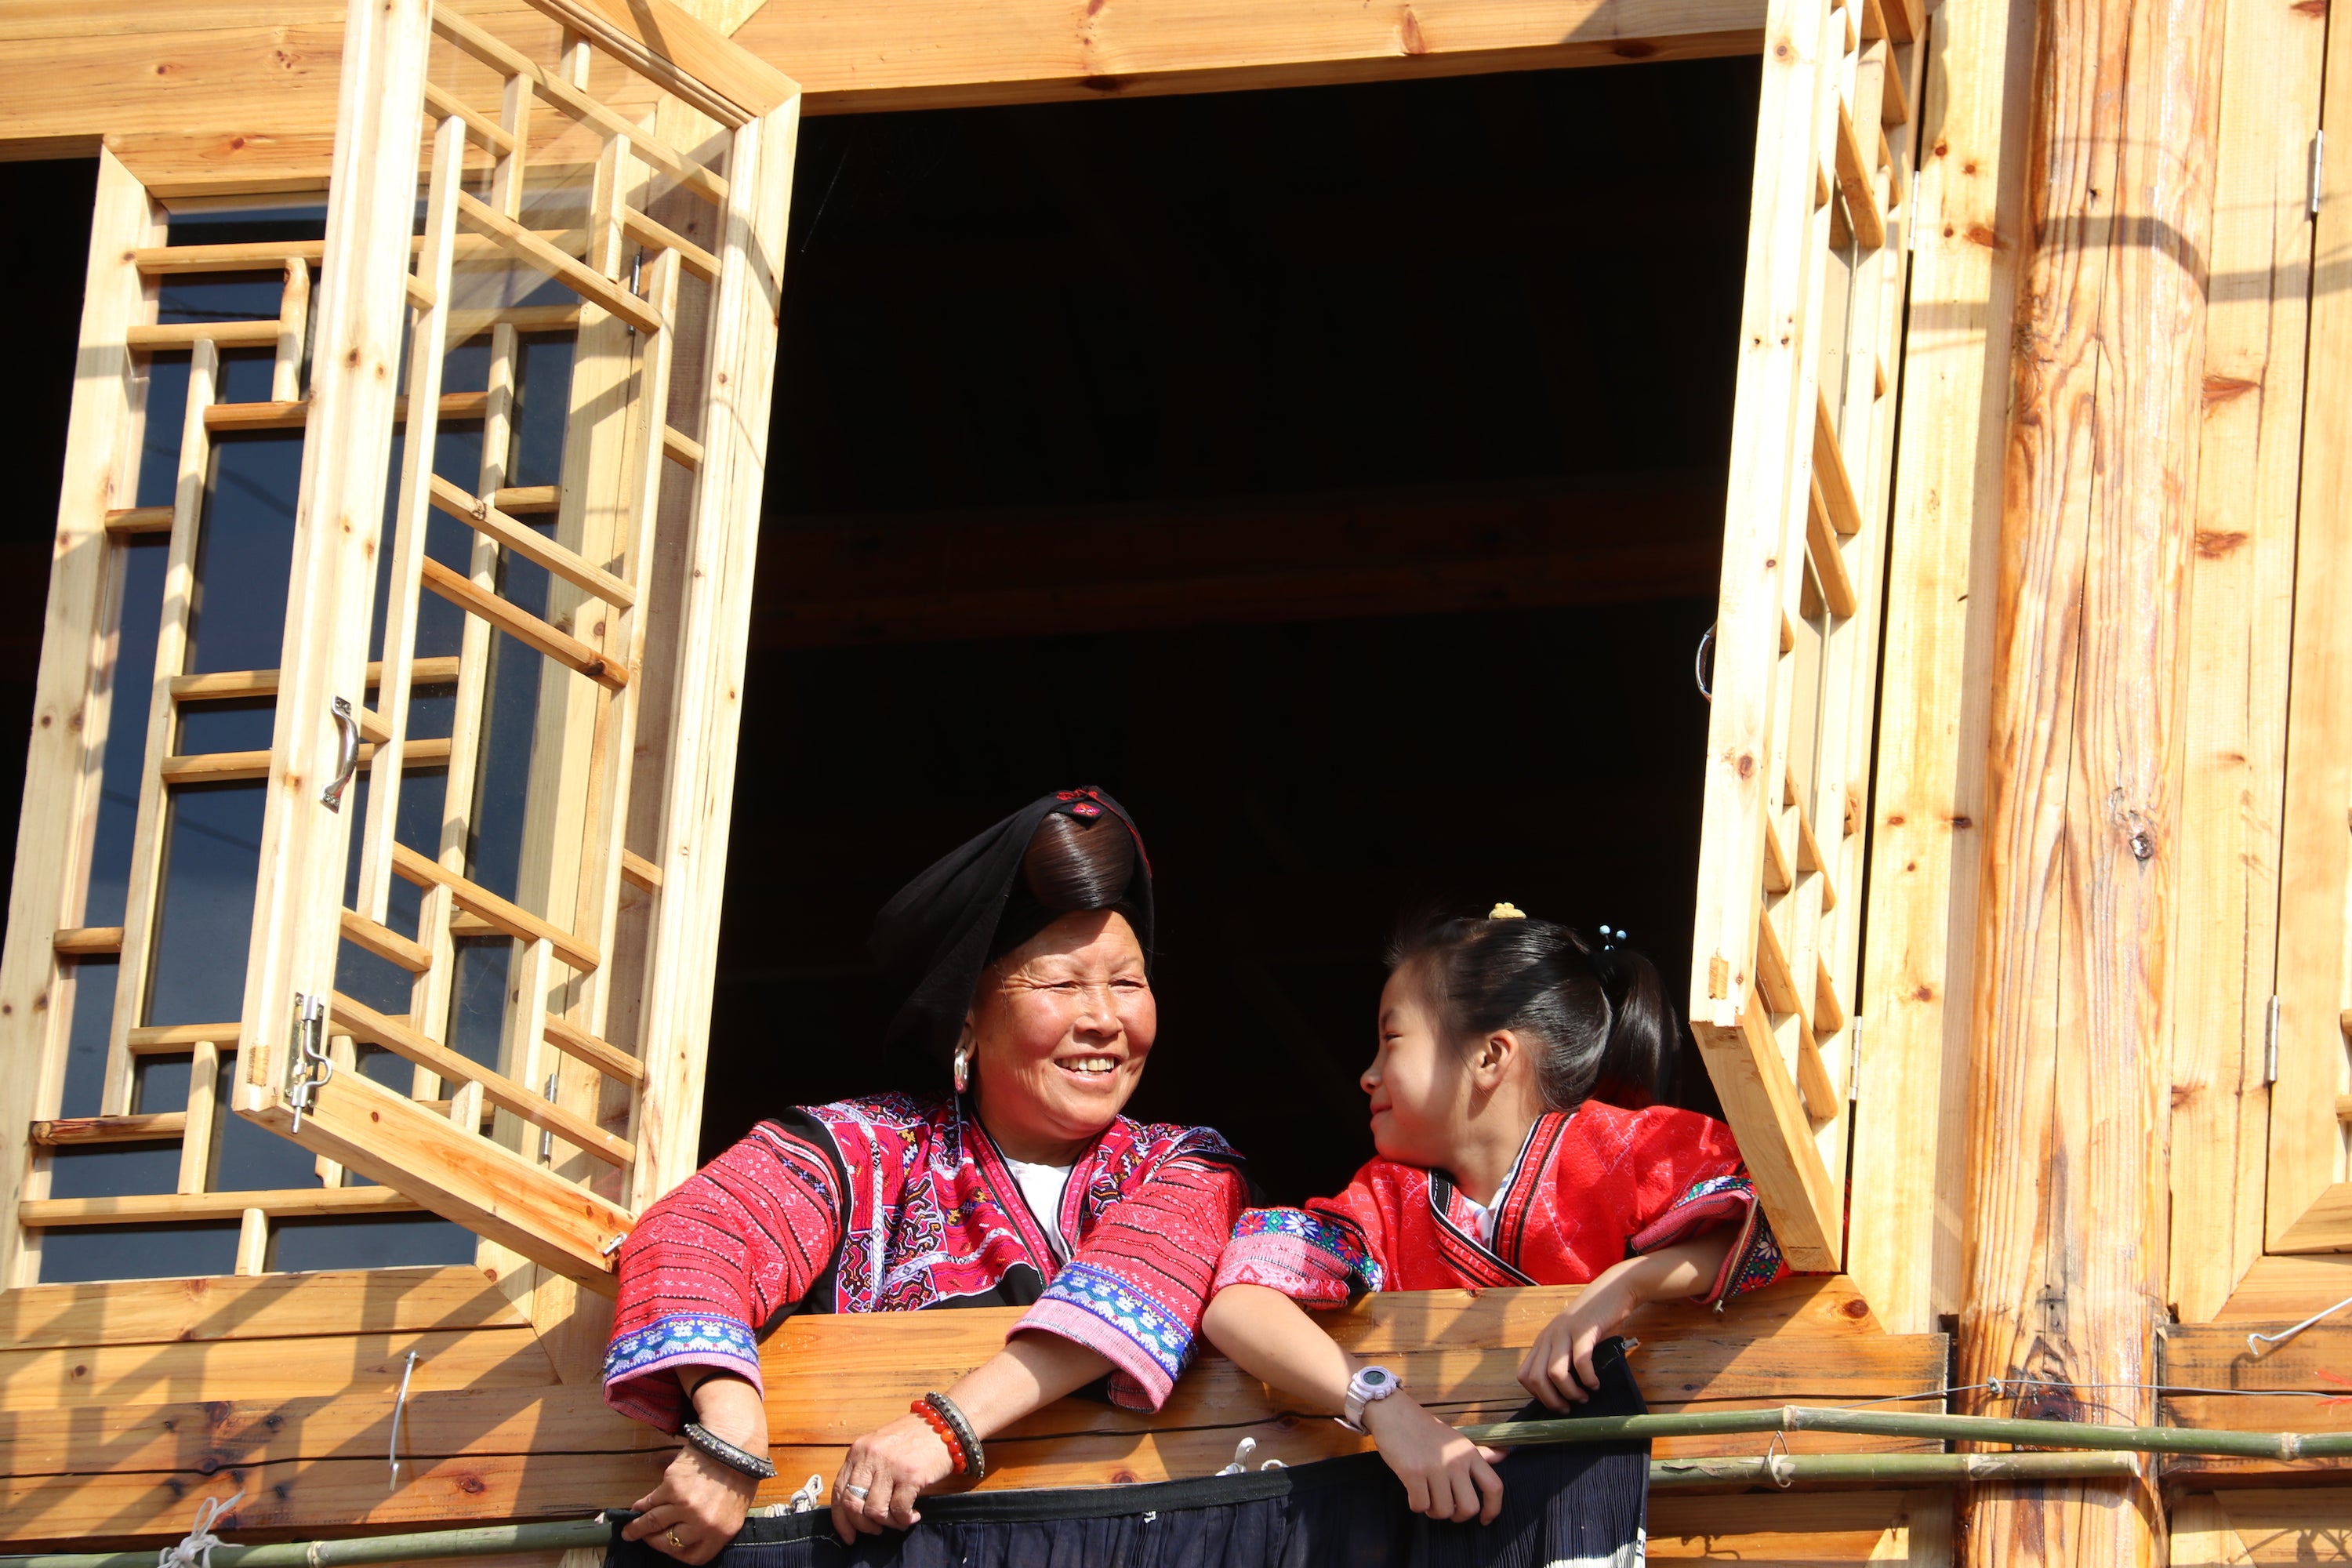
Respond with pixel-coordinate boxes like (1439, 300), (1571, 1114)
(1022, 810), (1138, 912)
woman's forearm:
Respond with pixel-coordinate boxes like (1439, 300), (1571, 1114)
(941, 1334), (1115, 1440)
(680, 1368), (770, 1449)
(1201, 1283), (1357, 1414)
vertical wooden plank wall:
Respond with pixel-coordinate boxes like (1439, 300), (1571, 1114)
(1957, 0), (2225, 1563)
(2165, 0), (2325, 1323)
(1847, 0), (2038, 1338)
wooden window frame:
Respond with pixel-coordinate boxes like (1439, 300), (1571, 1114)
(1686, 0), (1923, 1274)
(0, 0), (799, 1294)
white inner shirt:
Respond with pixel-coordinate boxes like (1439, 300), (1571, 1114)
(1005, 1157), (1076, 1260)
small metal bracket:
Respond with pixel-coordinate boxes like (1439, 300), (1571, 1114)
(285, 993), (333, 1133)
(389, 1348), (420, 1492)
(2265, 993), (2282, 1087)
(538, 1073), (558, 1163)
(2311, 132), (2325, 219)
(1847, 1018), (1864, 1104)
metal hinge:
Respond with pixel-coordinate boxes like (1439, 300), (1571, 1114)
(2265, 993), (2282, 1086)
(285, 992), (334, 1133)
(2312, 132), (2325, 218)
(1848, 1018), (1864, 1104)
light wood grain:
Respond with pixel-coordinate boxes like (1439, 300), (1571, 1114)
(0, 1264), (522, 1348)
(2268, 0), (2352, 1261)
(1958, 0), (2224, 1556)
(0, 1325), (557, 1412)
(20, 1185), (422, 1226)
(2168, 0), (2328, 1316)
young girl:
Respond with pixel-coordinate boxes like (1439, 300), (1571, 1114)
(1203, 906), (1788, 1526)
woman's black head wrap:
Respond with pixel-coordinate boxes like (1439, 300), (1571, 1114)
(869, 787), (1154, 1063)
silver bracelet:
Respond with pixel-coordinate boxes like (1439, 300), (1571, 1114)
(682, 1421), (777, 1480)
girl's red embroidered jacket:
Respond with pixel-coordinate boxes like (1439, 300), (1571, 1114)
(1214, 1102), (1788, 1305)
(604, 1092), (1247, 1431)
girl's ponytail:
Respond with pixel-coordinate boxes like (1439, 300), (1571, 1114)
(1387, 909), (1679, 1112)
(1585, 935), (1671, 1110)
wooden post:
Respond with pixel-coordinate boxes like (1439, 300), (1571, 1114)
(1957, 0), (2224, 1557)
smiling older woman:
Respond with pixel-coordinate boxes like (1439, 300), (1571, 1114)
(601, 789), (1248, 1563)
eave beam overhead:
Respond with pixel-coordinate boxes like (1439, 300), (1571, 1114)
(0, 0), (1764, 189)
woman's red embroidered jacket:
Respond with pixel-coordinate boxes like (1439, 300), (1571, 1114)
(604, 1092), (1247, 1430)
(1214, 1102), (1788, 1305)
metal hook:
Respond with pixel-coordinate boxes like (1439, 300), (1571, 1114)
(1762, 1428), (1794, 1489)
(285, 993), (332, 1134)
(1694, 625), (1715, 702)
(2247, 1293), (2352, 1357)
(389, 1349), (420, 1492)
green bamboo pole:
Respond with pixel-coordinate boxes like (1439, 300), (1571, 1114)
(0, 1518), (610, 1568)
(1460, 1403), (2352, 1461)
(1646, 1451), (2138, 1488)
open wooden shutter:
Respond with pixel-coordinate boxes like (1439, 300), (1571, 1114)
(1688, 0), (1920, 1272)
(216, 0), (798, 1287)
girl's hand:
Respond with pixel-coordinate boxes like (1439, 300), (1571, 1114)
(622, 1444), (757, 1564)
(830, 1412), (957, 1543)
(1517, 1275), (1636, 1411)
(1360, 1392), (1506, 1524)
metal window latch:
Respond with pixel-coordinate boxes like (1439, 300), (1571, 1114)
(539, 1073), (558, 1162)
(321, 696), (360, 812)
(286, 992), (334, 1133)
(2312, 132), (2325, 219)
(1847, 1018), (1864, 1104)
(2265, 993), (2281, 1086)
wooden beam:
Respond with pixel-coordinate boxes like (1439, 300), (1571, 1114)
(20, 1187), (421, 1225)
(325, 992), (634, 1167)
(419, 555), (630, 691)
(1957, 0), (2223, 1559)
(1831, 98), (1886, 247)
(387, 842), (601, 974)
(426, 474), (635, 610)
(452, 191), (664, 335)
(27, 1112), (187, 1145)
(50, 927), (123, 956)
(125, 320), (279, 350)
(0, 0), (1765, 189)
(518, 0), (799, 125)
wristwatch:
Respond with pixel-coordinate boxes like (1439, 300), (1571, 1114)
(1339, 1363), (1403, 1432)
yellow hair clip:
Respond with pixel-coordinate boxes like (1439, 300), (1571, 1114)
(1488, 902), (1526, 920)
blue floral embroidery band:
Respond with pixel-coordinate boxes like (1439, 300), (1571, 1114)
(601, 1312), (760, 1385)
(1036, 1261), (1192, 1384)
(1230, 1206), (1385, 1292)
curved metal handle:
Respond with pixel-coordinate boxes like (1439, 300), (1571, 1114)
(1694, 624), (1716, 702)
(321, 695), (360, 811)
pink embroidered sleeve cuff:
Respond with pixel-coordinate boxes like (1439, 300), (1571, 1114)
(1014, 1261), (1192, 1411)
(600, 1313), (766, 1432)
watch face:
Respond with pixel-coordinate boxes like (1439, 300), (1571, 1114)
(1363, 1368), (1392, 1389)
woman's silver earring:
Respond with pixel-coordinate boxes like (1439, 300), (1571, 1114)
(953, 1044), (973, 1095)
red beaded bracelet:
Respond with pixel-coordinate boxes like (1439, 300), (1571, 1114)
(910, 1398), (968, 1475)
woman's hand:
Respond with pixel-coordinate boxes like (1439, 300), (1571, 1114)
(1360, 1392), (1505, 1524)
(622, 1445), (757, 1565)
(830, 1412), (958, 1543)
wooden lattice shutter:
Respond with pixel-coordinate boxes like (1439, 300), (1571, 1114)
(1688, 0), (1922, 1272)
(198, 0), (800, 1286)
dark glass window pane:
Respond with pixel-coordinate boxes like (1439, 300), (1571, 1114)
(132, 1052), (192, 1114)
(441, 337), (492, 396)
(188, 433), (302, 674)
(136, 358), (191, 509)
(337, 771), (446, 942)
(217, 349), (279, 405)
(87, 539), (169, 927)
(510, 336), (575, 488)
(467, 632), (550, 906)
(177, 698), (275, 755)
(46, 1142), (180, 1200)
(157, 272), (285, 327)
(55, 957), (118, 1119)
(144, 781), (264, 1027)
(448, 938), (510, 1070)
(408, 682), (457, 741)
(38, 1221), (238, 1283)
(207, 1055), (318, 1192)
(167, 206), (328, 247)
(270, 1214), (475, 1272)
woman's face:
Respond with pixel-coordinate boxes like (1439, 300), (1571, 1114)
(965, 909), (1156, 1160)
(1362, 965), (1469, 1168)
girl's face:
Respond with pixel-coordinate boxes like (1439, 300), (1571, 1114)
(1362, 965), (1470, 1168)
(965, 909), (1156, 1160)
